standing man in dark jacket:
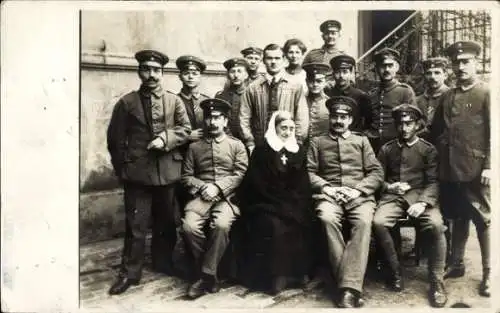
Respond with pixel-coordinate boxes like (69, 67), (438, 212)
(373, 104), (447, 307)
(430, 41), (490, 297)
(215, 57), (250, 140)
(107, 49), (191, 295)
(416, 57), (450, 139)
(307, 96), (383, 308)
(365, 48), (416, 153)
(327, 54), (371, 132)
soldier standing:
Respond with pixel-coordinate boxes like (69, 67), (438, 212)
(176, 55), (210, 143)
(365, 48), (416, 152)
(215, 57), (250, 140)
(430, 41), (490, 297)
(241, 46), (264, 85)
(327, 54), (371, 132)
(107, 50), (191, 295)
(416, 57), (450, 137)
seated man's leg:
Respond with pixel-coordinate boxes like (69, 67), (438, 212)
(203, 201), (240, 279)
(338, 201), (375, 295)
(182, 198), (212, 264)
(418, 207), (447, 307)
(372, 199), (405, 290)
(315, 200), (345, 280)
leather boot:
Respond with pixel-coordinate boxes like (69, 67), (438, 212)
(108, 277), (139, 295)
(444, 264), (465, 279)
(386, 270), (404, 292)
(479, 270), (490, 297)
(429, 280), (448, 308)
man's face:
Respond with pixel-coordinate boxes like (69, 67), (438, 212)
(451, 56), (477, 82)
(333, 68), (352, 88)
(424, 67), (447, 90)
(263, 49), (285, 75)
(204, 112), (227, 137)
(138, 61), (163, 88)
(397, 119), (419, 142)
(179, 65), (201, 89)
(329, 112), (352, 135)
(306, 74), (326, 94)
(376, 60), (399, 82)
(245, 54), (262, 72)
(275, 118), (295, 142)
(227, 65), (248, 86)
(285, 45), (304, 66)
(322, 28), (340, 47)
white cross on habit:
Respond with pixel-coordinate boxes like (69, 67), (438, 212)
(280, 154), (288, 165)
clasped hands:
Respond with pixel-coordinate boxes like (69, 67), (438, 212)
(198, 183), (221, 202)
(146, 136), (166, 150)
(322, 186), (362, 204)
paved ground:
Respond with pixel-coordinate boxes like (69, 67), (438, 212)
(80, 224), (491, 310)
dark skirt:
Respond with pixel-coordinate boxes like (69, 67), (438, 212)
(239, 204), (312, 290)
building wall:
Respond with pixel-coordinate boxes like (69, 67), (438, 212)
(80, 9), (360, 242)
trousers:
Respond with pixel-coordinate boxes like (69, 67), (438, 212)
(120, 182), (180, 280)
(372, 197), (446, 282)
(315, 199), (374, 293)
(182, 196), (239, 278)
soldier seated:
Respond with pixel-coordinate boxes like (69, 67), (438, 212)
(372, 104), (447, 307)
(180, 98), (248, 299)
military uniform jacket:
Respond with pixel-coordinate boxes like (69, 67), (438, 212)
(302, 46), (344, 64)
(365, 80), (416, 143)
(307, 131), (384, 209)
(178, 90), (210, 130)
(377, 138), (439, 207)
(181, 135), (249, 197)
(107, 89), (191, 186)
(239, 74), (309, 148)
(326, 85), (371, 132)
(215, 85), (246, 140)
(430, 81), (490, 182)
(306, 92), (330, 140)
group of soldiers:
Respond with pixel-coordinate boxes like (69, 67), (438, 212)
(105, 19), (490, 308)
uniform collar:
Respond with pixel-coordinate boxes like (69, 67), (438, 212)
(424, 84), (449, 99)
(307, 91), (327, 101)
(381, 79), (398, 92)
(457, 78), (478, 91)
(321, 45), (339, 54)
(334, 84), (352, 95)
(329, 130), (351, 140)
(397, 137), (419, 147)
(179, 88), (201, 100)
(229, 83), (246, 95)
(204, 133), (226, 143)
(264, 70), (288, 85)
(139, 84), (163, 98)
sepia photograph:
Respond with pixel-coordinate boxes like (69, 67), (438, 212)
(1, 2), (497, 312)
(78, 6), (493, 310)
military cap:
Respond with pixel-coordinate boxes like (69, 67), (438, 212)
(373, 47), (401, 64)
(303, 62), (331, 77)
(241, 47), (263, 57)
(391, 103), (423, 122)
(320, 20), (342, 32)
(200, 98), (232, 117)
(330, 54), (356, 70)
(223, 57), (249, 71)
(135, 49), (169, 66)
(326, 96), (357, 115)
(176, 55), (207, 73)
(445, 41), (481, 59)
(422, 57), (448, 71)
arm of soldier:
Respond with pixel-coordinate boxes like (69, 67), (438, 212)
(376, 144), (392, 193)
(213, 141), (249, 197)
(428, 97), (445, 145)
(417, 144), (439, 207)
(181, 145), (205, 195)
(106, 99), (128, 177)
(158, 95), (192, 152)
(354, 136), (384, 196)
(359, 91), (371, 131)
(294, 85), (310, 144)
(481, 89), (491, 185)
(306, 137), (331, 192)
(239, 88), (255, 153)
